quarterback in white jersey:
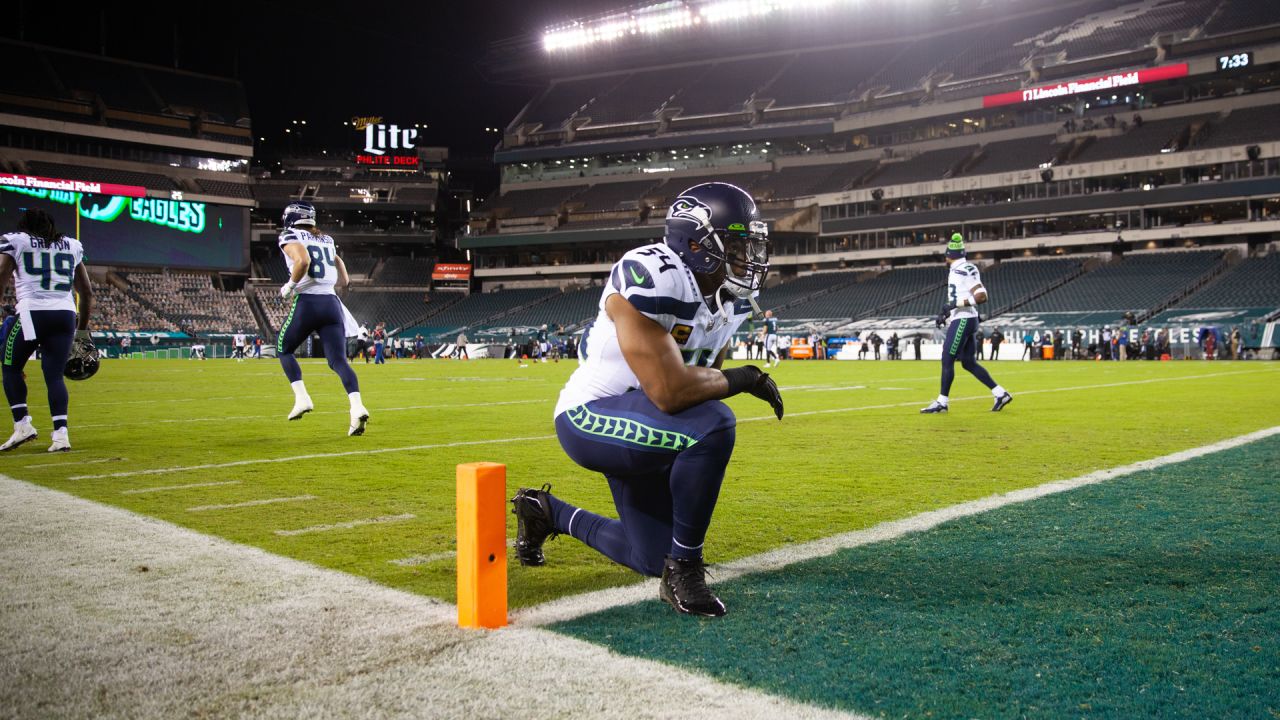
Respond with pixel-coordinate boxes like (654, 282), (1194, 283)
(0, 209), (95, 452)
(921, 233), (1012, 414)
(513, 182), (783, 618)
(274, 202), (369, 435)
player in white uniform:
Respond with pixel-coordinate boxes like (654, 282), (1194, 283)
(275, 202), (369, 436)
(921, 234), (1012, 413)
(232, 332), (246, 361)
(511, 183), (783, 617)
(0, 209), (95, 451)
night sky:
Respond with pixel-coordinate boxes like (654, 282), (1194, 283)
(6, 0), (625, 164)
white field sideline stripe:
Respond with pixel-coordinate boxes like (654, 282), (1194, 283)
(66, 369), (1271, 481)
(68, 435), (557, 481)
(275, 513), (416, 537)
(187, 495), (316, 513)
(515, 424), (1280, 626)
(0, 476), (859, 719)
(738, 367), (1274, 423)
(75, 399), (549, 429)
(122, 481), (241, 495)
(23, 455), (116, 468)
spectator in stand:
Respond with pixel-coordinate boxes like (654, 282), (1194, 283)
(990, 328), (1003, 360)
(1021, 330), (1034, 361)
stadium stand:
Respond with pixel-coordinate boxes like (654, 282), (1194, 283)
(567, 180), (662, 214)
(761, 46), (887, 107)
(1196, 106), (1280, 149)
(760, 271), (862, 311)
(46, 54), (160, 115)
(121, 271), (257, 334)
(26, 161), (179, 191)
(583, 67), (705, 125)
(785, 266), (940, 318)
(341, 255), (378, 276)
(342, 291), (437, 331)
(961, 136), (1064, 176)
(89, 282), (182, 333)
(195, 179), (255, 199)
(489, 185), (586, 216)
(869, 145), (979, 186)
(753, 161), (878, 199)
(372, 257), (435, 285)
(1203, 0), (1280, 36)
(408, 288), (560, 335)
(1040, 0), (1212, 61)
(519, 75), (626, 128)
(255, 287), (291, 333)
(1017, 250), (1224, 317)
(1069, 115), (1210, 163)
(1146, 252), (1280, 323)
(669, 55), (788, 116)
(476, 286), (602, 332)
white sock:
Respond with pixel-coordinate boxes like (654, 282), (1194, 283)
(291, 380), (309, 400)
(936, 395), (949, 405)
(992, 385), (1006, 397)
(348, 391), (363, 409)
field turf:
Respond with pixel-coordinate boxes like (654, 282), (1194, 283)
(2, 356), (1277, 613)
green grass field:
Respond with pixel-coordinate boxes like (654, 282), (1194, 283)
(3, 356), (1278, 612)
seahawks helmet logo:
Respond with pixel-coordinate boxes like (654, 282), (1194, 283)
(667, 196), (713, 230)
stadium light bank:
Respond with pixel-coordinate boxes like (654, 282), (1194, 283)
(543, 0), (856, 52)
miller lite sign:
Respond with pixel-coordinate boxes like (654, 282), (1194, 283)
(353, 116), (420, 167)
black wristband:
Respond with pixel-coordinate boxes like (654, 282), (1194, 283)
(722, 366), (761, 397)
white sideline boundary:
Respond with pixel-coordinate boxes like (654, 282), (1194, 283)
(0, 476), (863, 720)
(61, 369), (1273, 482)
(513, 424), (1280, 626)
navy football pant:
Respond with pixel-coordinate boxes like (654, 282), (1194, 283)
(277, 294), (359, 394)
(2, 310), (76, 429)
(551, 391), (736, 577)
(941, 316), (998, 396)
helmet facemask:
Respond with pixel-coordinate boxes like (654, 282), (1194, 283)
(710, 221), (770, 300)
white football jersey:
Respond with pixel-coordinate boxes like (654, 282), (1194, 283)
(946, 259), (984, 322)
(555, 242), (753, 417)
(279, 228), (339, 295)
(0, 231), (85, 313)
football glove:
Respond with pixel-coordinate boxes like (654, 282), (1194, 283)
(936, 302), (956, 328)
(722, 365), (784, 420)
(280, 281), (297, 299)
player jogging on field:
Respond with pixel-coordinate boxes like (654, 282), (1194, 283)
(921, 234), (1012, 414)
(762, 309), (780, 367)
(511, 182), (783, 617)
(275, 202), (369, 436)
(0, 209), (95, 452)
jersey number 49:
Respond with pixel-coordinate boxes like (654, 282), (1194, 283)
(24, 251), (74, 291)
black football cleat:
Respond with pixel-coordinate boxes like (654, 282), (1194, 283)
(919, 401), (949, 414)
(991, 393), (1014, 412)
(511, 484), (557, 567)
(660, 555), (726, 617)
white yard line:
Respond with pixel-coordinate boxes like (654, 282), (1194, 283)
(75, 399), (550, 429)
(514, 424), (1280, 626)
(389, 551), (457, 567)
(68, 435), (558, 481)
(187, 495), (317, 513)
(23, 456), (121, 469)
(122, 480), (241, 495)
(274, 513), (417, 537)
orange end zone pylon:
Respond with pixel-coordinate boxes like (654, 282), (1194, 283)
(456, 462), (508, 629)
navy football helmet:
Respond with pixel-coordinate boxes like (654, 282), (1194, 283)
(664, 182), (769, 298)
(282, 202), (317, 228)
(64, 336), (99, 381)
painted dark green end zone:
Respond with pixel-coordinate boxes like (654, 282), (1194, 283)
(553, 435), (1280, 719)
